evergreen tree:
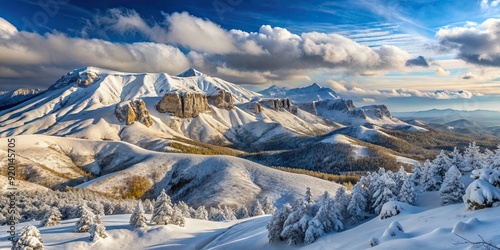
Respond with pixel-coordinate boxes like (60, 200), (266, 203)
(423, 158), (442, 191)
(130, 200), (147, 228)
(394, 167), (408, 190)
(304, 193), (343, 244)
(250, 200), (265, 217)
(348, 182), (368, 223)
(425, 150), (452, 191)
(14, 225), (43, 250)
(463, 142), (484, 171)
(142, 199), (154, 214)
(175, 201), (192, 218)
(195, 206), (208, 220)
(40, 207), (61, 227)
(334, 186), (350, 219)
(372, 173), (396, 214)
(439, 165), (465, 205)
(262, 196), (276, 214)
(235, 205), (249, 219)
(266, 203), (292, 242)
(213, 206), (228, 221)
(280, 199), (309, 245)
(208, 207), (220, 221)
(398, 178), (416, 205)
(409, 163), (424, 186)
(489, 145), (500, 170)
(449, 147), (463, 169)
(280, 188), (319, 245)
(89, 216), (108, 242)
(304, 187), (314, 204)
(75, 205), (96, 233)
(223, 205), (236, 220)
(170, 207), (186, 227)
(150, 189), (175, 225)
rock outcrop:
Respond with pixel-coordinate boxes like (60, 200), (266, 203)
(50, 70), (100, 90)
(259, 98), (293, 111)
(247, 102), (263, 114)
(115, 99), (153, 127)
(156, 91), (210, 118)
(208, 89), (234, 110)
(364, 105), (393, 119)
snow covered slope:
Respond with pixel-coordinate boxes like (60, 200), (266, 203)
(0, 135), (341, 207)
(2, 196), (499, 249)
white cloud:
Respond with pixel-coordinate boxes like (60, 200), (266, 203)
(481, 0), (500, 9)
(437, 18), (500, 67)
(325, 79), (483, 101)
(0, 18), (190, 89)
(82, 10), (413, 84)
(435, 67), (451, 76)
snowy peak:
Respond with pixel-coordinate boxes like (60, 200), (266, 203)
(177, 68), (204, 77)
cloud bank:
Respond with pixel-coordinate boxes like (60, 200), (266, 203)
(0, 9), (416, 90)
(325, 80), (483, 101)
(437, 18), (500, 67)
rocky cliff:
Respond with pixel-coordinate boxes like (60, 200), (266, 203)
(259, 98), (293, 112)
(115, 99), (154, 127)
(208, 89), (234, 110)
(156, 91), (210, 118)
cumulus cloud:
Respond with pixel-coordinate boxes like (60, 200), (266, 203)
(325, 79), (482, 101)
(0, 9), (414, 90)
(436, 18), (500, 66)
(405, 56), (430, 67)
(0, 17), (189, 89)
(83, 10), (412, 84)
(435, 67), (451, 76)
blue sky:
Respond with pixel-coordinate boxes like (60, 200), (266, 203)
(0, 0), (500, 111)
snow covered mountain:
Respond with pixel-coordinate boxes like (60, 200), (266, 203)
(0, 66), (431, 174)
(0, 87), (41, 109)
(259, 83), (340, 102)
(260, 84), (410, 127)
(0, 67), (337, 148)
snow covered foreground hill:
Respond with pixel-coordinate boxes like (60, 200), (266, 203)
(1, 193), (499, 250)
(0, 135), (341, 207)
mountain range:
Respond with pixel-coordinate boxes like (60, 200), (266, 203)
(2, 67), (500, 206)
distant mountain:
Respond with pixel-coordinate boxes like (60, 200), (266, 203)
(394, 109), (500, 126)
(177, 67), (204, 77)
(444, 119), (481, 129)
(0, 87), (41, 109)
(259, 83), (339, 102)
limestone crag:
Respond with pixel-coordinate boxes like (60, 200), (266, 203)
(156, 91), (210, 118)
(208, 89), (234, 110)
(259, 98), (293, 112)
(247, 102), (263, 114)
(115, 99), (154, 127)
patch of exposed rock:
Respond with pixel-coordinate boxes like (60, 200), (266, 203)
(115, 99), (153, 127)
(247, 102), (263, 114)
(50, 70), (100, 90)
(156, 91), (210, 118)
(208, 89), (234, 110)
(259, 98), (293, 111)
